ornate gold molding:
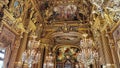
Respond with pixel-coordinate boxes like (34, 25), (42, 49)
(1, 21), (19, 35)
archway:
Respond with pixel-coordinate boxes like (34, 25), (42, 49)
(53, 45), (80, 68)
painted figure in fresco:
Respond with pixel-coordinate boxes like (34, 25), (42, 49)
(56, 47), (79, 62)
(13, 1), (23, 18)
(56, 47), (80, 68)
(53, 5), (77, 21)
(56, 48), (64, 61)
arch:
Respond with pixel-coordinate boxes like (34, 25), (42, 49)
(52, 44), (80, 52)
(54, 45), (80, 68)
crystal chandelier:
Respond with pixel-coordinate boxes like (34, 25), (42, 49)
(21, 34), (41, 68)
(77, 34), (99, 68)
(80, 34), (93, 48)
(44, 52), (54, 68)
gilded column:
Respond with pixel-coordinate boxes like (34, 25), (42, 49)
(110, 44), (120, 68)
(98, 41), (106, 68)
(101, 31), (115, 68)
(39, 45), (45, 68)
(42, 38), (51, 68)
(108, 37), (120, 68)
(43, 44), (48, 68)
(15, 32), (29, 67)
(15, 0), (32, 67)
(8, 36), (21, 68)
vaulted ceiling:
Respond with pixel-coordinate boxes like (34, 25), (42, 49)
(29, 0), (119, 46)
(29, 0), (93, 46)
(0, 0), (120, 46)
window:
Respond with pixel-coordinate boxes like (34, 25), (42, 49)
(0, 49), (5, 68)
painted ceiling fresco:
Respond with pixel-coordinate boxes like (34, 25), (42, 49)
(56, 47), (80, 62)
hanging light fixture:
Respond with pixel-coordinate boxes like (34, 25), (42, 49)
(21, 33), (41, 68)
(77, 34), (99, 68)
(44, 52), (54, 68)
(80, 34), (93, 48)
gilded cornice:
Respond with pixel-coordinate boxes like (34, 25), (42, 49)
(1, 21), (19, 36)
(110, 20), (120, 33)
(3, 9), (15, 21)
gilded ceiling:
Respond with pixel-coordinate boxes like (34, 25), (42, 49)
(39, 0), (91, 23)
(0, 1), (120, 68)
(0, 0), (120, 46)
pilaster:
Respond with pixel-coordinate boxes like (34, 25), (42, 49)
(101, 31), (115, 68)
(109, 39), (120, 68)
(15, 32), (29, 68)
(8, 36), (21, 68)
(17, 32), (28, 61)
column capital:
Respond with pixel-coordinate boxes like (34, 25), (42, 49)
(109, 39), (114, 45)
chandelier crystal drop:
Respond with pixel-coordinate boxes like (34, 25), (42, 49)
(21, 34), (41, 68)
(44, 52), (54, 68)
(77, 34), (99, 68)
(80, 34), (93, 48)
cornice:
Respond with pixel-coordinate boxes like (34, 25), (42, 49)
(110, 20), (120, 33)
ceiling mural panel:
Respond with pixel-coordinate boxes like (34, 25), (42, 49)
(13, 0), (24, 18)
(38, 0), (91, 24)
(1, 0), (118, 46)
(48, 31), (86, 45)
(56, 47), (80, 62)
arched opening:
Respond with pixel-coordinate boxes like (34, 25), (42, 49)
(54, 45), (80, 68)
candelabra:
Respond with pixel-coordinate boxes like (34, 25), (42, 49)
(77, 34), (99, 68)
(44, 52), (54, 68)
(21, 34), (41, 68)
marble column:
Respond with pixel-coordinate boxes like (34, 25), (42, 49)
(101, 31), (115, 68)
